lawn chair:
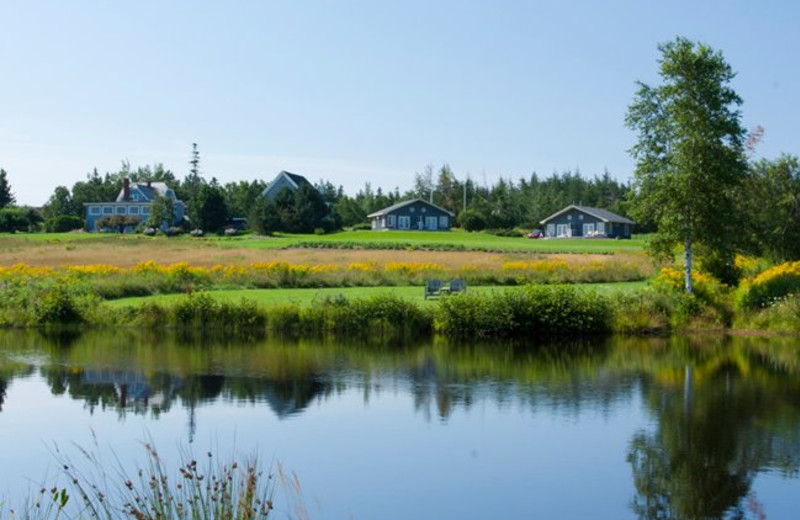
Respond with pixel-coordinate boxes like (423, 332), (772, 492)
(424, 279), (443, 299)
(448, 279), (467, 294)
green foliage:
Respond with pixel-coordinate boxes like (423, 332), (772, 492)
(458, 208), (487, 231)
(189, 183), (229, 233)
(435, 285), (610, 338)
(734, 261), (800, 310)
(148, 194), (175, 229)
(743, 155), (800, 262)
(0, 168), (14, 208)
(35, 287), (85, 326)
(0, 207), (41, 232)
(44, 215), (85, 233)
(43, 185), (78, 219)
(626, 37), (748, 293)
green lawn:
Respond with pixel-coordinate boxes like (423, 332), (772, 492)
(3, 230), (647, 254)
(105, 281), (648, 308)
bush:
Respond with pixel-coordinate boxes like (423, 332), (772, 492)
(435, 285), (610, 338)
(44, 215), (85, 232)
(35, 287), (86, 326)
(458, 209), (487, 231)
(735, 260), (800, 309)
(349, 222), (372, 231)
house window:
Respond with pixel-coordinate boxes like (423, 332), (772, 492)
(546, 223), (555, 237)
(89, 206), (101, 215)
(421, 207), (426, 213)
(141, 205), (150, 215)
(556, 224), (571, 237)
(103, 206), (113, 214)
(410, 207), (415, 213)
(387, 215), (396, 227)
(578, 214), (584, 220)
(129, 206), (140, 215)
(583, 223), (595, 236)
(398, 216), (411, 229)
(567, 215), (572, 220)
(439, 216), (448, 228)
(596, 222), (605, 235)
(116, 206), (127, 215)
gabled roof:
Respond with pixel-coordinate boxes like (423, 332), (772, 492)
(367, 198), (455, 218)
(539, 205), (634, 225)
(115, 182), (179, 202)
(262, 170), (314, 199)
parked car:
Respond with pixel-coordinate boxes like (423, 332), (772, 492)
(527, 229), (544, 239)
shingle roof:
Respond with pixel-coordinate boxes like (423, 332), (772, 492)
(540, 205), (634, 225)
(367, 198), (455, 218)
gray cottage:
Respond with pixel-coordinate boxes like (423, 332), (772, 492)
(540, 205), (634, 239)
(261, 170), (314, 200)
(368, 199), (454, 231)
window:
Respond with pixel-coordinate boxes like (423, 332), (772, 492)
(556, 224), (571, 237)
(116, 206), (127, 215)
(439, 216), (448, 228)
(410, 207), (415, 213)
(398, 216), (411, 229)
(89, 206), (101, 215)
(546, 224), (555, 237)
(583, 223), (595, 236)
(141, 205), (150, 215)
(596, 222), (605, 235)
(103, 206), (113, 214)
(567, 215), (572, 221)
(129, 206), (140, 215)
(421, 207), (426, 213)
(387, 215), (396, 227)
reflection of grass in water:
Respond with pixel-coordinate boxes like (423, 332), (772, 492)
(7, 441), (282, 520)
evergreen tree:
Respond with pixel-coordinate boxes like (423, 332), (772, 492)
(0, 168), (15, 208)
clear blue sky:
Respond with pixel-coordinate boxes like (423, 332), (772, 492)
(1, 0), (797, 206)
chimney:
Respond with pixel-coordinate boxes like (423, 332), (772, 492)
(123, 178), (130, 201)
(147, 180), (152, 188)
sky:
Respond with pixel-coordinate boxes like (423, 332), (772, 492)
(1, 0), (798, 206)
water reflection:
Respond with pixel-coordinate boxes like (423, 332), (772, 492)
(1, 331), (800, 519)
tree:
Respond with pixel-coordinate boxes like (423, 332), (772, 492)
(744, 155), (800, 262)
(43, 186), (77, 220)
(625, 37), (748, 293)
(0, 168), (15, 208)
(189, 182), (229, 233)
(148, 195), (175, 230)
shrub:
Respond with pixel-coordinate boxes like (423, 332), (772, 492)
(44, 215), (84, 232)
(34, 286), (86, 326)
(653, 266), (725, 303)
(435, 285), (610, 338)
(735, 260), (800, 309)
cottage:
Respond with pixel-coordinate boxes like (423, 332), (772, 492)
(261, 170), (315, 200)
(539, 205), (634, 239)
(84, 178), (185, 232)
(368, 199), (454, 231)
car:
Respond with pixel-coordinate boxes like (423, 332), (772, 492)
(527, 229), (544, 239)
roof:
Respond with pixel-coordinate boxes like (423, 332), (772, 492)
(539, 205), (634, 225)
(367, 198), (455, 218)
(115, 181), (179, 202)
(261, 170), (315, 199)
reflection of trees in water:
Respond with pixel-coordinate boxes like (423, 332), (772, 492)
(0, 378), (6, 412)
(628, 336), (800, 520)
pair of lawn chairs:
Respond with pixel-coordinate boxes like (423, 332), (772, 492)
(424, 278), (467, 299)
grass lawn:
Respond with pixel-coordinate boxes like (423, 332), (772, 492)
(2, 230), (648, 254)
(105, 281), (648, 308)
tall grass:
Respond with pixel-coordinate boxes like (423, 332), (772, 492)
(5, 443), (275, 520)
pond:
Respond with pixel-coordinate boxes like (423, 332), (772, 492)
(1, 330), (799, 519)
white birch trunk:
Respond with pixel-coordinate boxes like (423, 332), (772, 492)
(684, 238), (694, 294)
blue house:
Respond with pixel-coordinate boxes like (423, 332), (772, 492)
(84, 178), (185, 232)
(539, 205), (634, 239)
(368, 199), (454, 231)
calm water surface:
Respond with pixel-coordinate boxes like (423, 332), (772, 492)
(1, 330), (799, 519)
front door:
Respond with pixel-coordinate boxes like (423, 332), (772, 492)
(425, 216), (438, 230)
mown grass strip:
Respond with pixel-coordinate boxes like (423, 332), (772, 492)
(105, 281), (648, 308)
